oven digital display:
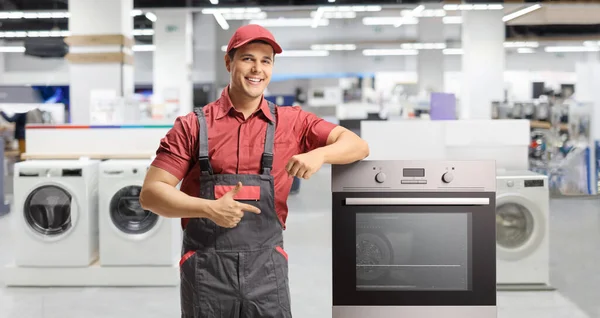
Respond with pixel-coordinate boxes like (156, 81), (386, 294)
(403, 168), (425, 178)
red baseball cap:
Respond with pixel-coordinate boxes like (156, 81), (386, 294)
(226, 24), (283, 54)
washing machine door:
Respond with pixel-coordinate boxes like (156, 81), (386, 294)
(496, 193), (546, 261)
(24, 185), (74, 237)
(110, 185), (159, 235)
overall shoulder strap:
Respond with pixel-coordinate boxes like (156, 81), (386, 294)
(261, 101), (277, 175)
(194, 108), (212, 175)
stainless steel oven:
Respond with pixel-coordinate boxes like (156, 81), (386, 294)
(331, 160), (496, 318)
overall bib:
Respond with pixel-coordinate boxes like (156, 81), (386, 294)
(179, 101), (292, 318)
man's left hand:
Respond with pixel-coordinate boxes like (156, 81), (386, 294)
(285, 151), (325, 180)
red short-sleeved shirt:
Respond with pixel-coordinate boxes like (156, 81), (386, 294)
(151, 86), (337, 229)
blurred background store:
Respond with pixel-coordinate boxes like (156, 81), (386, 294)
(0, 0), (599, 317)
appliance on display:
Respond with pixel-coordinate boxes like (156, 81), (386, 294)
(522, 103), (535, 120)
(511, 103), (523, 119)
(331, 160), (497, 318)
(98, 160), (181, 266)
(496, 170), (552, 290)
(12, 159), (99, 267)
(535, 103), (550, 122)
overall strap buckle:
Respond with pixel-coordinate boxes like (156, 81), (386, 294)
(198, 156), (213, 175)
(261, 153), (273, 174)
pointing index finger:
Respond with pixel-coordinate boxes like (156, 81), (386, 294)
(240, 203), (261, 214)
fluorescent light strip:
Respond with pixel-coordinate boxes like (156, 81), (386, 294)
(503, 4), (542, 22)
(201, 7), (262, 14)
(517, 48), (535, 54)
(0, 10), (145, 19)
(545, 46), (600, 53)
(222, 12), (267, 20)
(443, 4), (503, 11)
(318, 5), (382, 12)
(504, 41), (539, 48)
(583, 41), (600, 47)
(133, 29), (154, 36)
(0, 30), (70, 38)
(0, 46), (26, 53)
(443, 48), (463, 55)
(362, 17), (418, 26)
(133, 45), (155, 52)
(213, 12), (230, 30)
(250, 18), (329, 27)
(401, 42), (446, 50)
(362, 49), (418, 56)
(145, 12), (157, 22)
(310, 11), (356, 19)
(443, 16), (462, 24)
(311, 7), (325, 28)
(311, 44), (356, 51)
(280, 50), (329, 57)
(402, 8), (445, 18)
(0, 29), (153, 38)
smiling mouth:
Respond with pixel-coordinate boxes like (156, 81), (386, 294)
(245, 77), (263, 84)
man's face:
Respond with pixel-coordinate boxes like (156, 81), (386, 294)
(226, 42), (274, 100)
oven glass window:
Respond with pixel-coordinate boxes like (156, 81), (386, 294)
(356, 212), (470, 291)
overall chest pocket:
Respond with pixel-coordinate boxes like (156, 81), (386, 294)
(214, 184), (261, 201)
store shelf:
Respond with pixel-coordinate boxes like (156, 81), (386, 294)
(20, 153), (155, 160)
(529, 120), (568, 131)
(1, 261), (179, 287)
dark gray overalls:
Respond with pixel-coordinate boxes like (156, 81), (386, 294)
(179, 101), (292, 318)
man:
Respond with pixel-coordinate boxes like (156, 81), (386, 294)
(140, 24), (369, 318)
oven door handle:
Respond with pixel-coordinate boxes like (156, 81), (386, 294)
(345, 197), (490, 206)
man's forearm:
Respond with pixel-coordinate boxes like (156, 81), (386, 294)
(140, 182), (215, 219)
(313, 130), (369, 165)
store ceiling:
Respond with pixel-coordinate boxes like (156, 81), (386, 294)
(0, 0), (599, 44)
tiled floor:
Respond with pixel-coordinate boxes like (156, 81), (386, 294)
(0, 164), (597, 317)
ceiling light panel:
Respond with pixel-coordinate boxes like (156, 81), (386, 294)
(0, 30), (70, 38)
(443, 16), (462, 24)
(443, 48), (463, 55)
(503, 4), (541, 22)
(0, 46), (26, 53)
(517, 48), (535, 54)
(545, 46), (600, 53)
(311, 44), (356, 51)
(443, 4), (504, 11)
(318, 5), (382, 12)
(363, 49), (419, 56)
(202, 7), (262, 14)
(250, 18), (329, 27)
(222, 12), (267, 20)
(402, 9), (446, 17)
(310, 11), (356, 19)
(362, 17), (418, 26)
(504, 41), (539, 48)
(280, 50), (329, 57)
(401, 42), (446, 50)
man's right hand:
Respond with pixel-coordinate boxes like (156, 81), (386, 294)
(208, 182), (261, 228)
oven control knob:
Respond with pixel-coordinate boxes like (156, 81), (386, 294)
(375, 172), (386, 183)
(441, 172), (454, 183)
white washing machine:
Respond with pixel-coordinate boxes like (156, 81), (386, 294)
(12, 159), (100, 267)
(98, 159), (181, 266)
(496, 170), (552, 289)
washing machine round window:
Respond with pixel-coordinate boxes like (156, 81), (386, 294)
(110, 185), (158, 235)
(24, 185), (73, 236)
(496, 202), (534, 248)
(495, 193), (546, 261)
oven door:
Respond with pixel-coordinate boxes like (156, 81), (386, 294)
(332, 192), (496, 307)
